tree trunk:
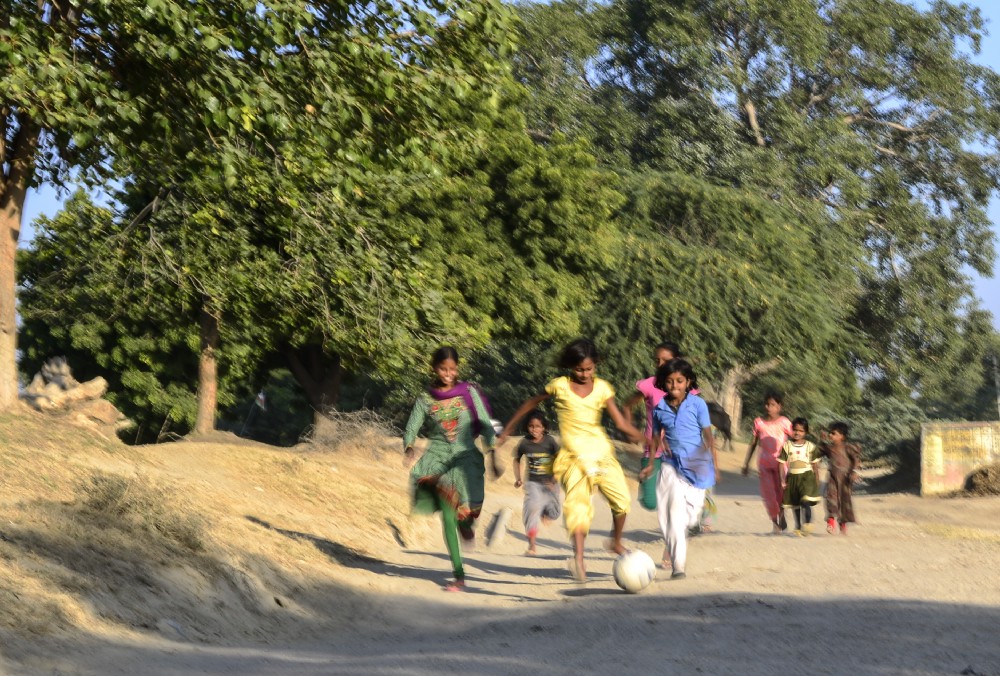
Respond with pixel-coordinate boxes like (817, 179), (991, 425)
(286, 344), (342, 425)
(0, 206), (19, 408)
(716, 359), (782, 437)
(194, 306), (219, 434)
(0, 121), (39, 408)
(717, 368), (745, 438)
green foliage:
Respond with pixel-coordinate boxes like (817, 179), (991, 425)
(585, 171), (854, 394)
(511, 0), (1000, 440)
(914, 312), (1000, 421)
(743, 351), (863, 428)
(218, 370), (312, 447)
(18, 191), (239, 440)
(810, 395), (926, 471)
(15, 0), (1000, 457)
(464, 340), (562, 423)
(17, 2), (627, 437)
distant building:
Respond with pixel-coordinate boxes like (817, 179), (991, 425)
(920, 422), (1000, 495)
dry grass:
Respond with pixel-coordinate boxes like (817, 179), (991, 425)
(0, 407), (438, 660)
(299, 409), (398, 455)
(77, 472), (205, 552)
(963, 463), (1000, 496)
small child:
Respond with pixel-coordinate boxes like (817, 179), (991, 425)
(777, 417), (821, 536)
(742, 392), (793, 533)
(819, 421), (862, 535)
(513, 411), (562, 555)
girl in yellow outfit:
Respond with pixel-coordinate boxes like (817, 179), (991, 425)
(497, 339), (645, 581)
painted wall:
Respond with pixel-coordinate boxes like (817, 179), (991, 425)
(920, 422), (1000, 495)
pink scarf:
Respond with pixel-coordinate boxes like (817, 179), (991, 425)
(428, 381), (493, 438)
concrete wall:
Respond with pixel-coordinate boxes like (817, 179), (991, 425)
(920, 421), (1000, 495)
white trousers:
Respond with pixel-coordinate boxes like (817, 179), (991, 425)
(656, 463), (705, 574)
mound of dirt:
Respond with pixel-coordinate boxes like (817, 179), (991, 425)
(0, 409), (441, 666)
(964, 462), (1000, 495)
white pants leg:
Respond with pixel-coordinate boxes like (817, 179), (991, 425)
(656, 463), (706, 574)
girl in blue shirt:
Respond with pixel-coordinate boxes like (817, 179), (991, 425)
(639, 359), (719, 578)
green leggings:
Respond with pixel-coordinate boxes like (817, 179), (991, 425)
(439, 496), (474, 579)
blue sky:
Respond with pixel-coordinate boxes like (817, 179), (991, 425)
(966, 3), (1000, 327)
(18, 1), (1000, 328)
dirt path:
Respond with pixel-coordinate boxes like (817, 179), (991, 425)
(7, 447), (1000, 675)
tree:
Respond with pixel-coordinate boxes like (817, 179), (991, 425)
(511, 0), (1000, 433)
(20, 84), (624, 438)
(583, 171), (854, 428)
(2, 1), (292, 405)
(3, 0), (521, 411)
(13, 0), (522, 428)
(19, 192), (218, 440)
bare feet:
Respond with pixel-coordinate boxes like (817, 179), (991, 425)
(568, 558), (587, 582)
(603, 537), (627, 556)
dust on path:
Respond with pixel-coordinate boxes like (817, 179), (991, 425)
(8, 449), (1000, 676)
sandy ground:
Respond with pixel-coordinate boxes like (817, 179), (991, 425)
(4, 443), (1000, 676)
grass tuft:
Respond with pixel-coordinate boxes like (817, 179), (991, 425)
(299, 409), (396, 455)
(77, 472), (205, 552)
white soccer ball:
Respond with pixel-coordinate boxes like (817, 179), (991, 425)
(612, 549), (657, 593)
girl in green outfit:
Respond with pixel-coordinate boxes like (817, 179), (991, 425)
(403, 346), (501, 591)
(778, 417), (822, 536)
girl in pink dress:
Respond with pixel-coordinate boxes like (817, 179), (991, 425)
(741, 392), (792, 533)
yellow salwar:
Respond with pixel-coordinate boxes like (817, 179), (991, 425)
(546, 376), (630, 534)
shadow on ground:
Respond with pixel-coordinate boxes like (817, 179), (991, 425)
(15, 592), (1000, 676)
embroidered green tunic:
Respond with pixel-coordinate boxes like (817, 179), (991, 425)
(404, 387), (496, 518)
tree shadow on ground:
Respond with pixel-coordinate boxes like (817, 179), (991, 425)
(245, 516), (525, 599)
(246, 515), (442, 582)
(18, 592), (1000, 675)
(858, 466), (920, 495)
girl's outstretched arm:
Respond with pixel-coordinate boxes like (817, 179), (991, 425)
(703, 426), (720, 483)
(512, 451), (524, 489)
(638, 417), (664, 481)
(742, 436), (758, 476)
(622, 391), (644, 427)
(496, 393), (550, 448)
(469, 386), (503, 478)
(605, 398), (646, 447)
(402, 397), (427, 468)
